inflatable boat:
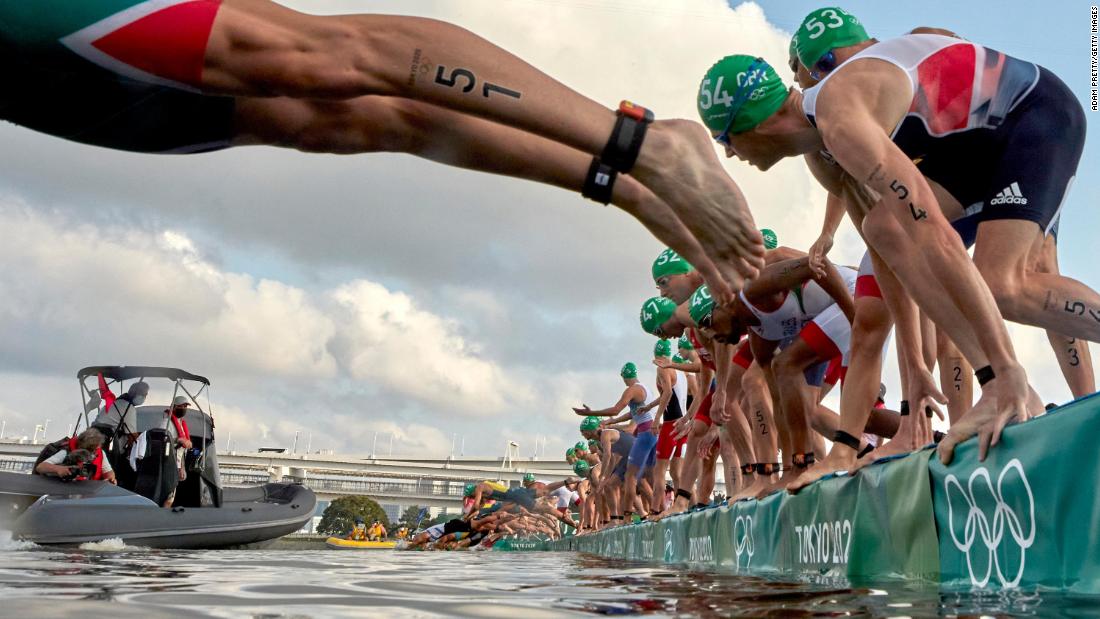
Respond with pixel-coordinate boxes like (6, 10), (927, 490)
(325, 537), (396, 550)
(1, 366), (317, 548)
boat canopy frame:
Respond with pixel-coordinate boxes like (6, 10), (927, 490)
(74, 365), (216, 473)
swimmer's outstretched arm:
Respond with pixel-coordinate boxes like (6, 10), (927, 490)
(203, 0), (764, 289)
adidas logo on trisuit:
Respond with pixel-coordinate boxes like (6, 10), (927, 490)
(990, 182), (1028, 206)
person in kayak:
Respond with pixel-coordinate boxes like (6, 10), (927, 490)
(346, 518), (368, 541)
(367, 520), (387, 541)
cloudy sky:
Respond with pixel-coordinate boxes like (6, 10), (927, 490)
(1, 1), (1096, 458)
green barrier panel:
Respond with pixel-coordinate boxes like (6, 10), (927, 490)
(493, 536), (548, 552)
(930, 394), (1100, 593)
(547, 440), (939, 581)
(546, 396), (1100, 591)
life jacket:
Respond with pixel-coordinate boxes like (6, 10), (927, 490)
(32, 436), (104, 480)
(33, 436), (105, 481)
(169, 413), (190, 444)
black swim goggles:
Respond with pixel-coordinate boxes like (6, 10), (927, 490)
(714, 57), (768, 147)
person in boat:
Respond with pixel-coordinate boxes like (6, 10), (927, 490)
(367, 520), (387, 541)
(34, 427), (116, 484)
(346, 518), (369, 541)
(1, 0), (770, 303)
(164, 396), (194, 483)
(92, 381), (148, 489)
(395, 526), (409, 540)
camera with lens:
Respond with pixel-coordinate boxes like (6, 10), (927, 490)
(61, 449), (96, 481)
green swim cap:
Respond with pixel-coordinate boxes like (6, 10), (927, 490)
(573, 460), (591, 477)
(566, 447), (576, 458)
(523, 473), (536, 484)
(580, 416), (601, 432)
(464, 482), (476, 497)
(698, 55), (788, 135)
(688, 284), (715, 327)
(672, 354), (686, 364)
(794, 7), (869, 69)
(620, 362), (638, 379)
(652, 248), (694, 281)
(678, 334), (694, 351)
(654, 339), (672, 358)
(574, 441), (588, 452)
(588, 439), (599, 451)
(760, 228), (778, 250)
(640, 296), (678, 336)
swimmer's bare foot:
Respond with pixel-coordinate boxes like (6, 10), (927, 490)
(728, 476), (770, 502)
(632, 120), (765, 294)
(655, 497), (691, 521)
(852, 436), (917, 471)
(937, 365), (1039, 464)
(787, 448), (857, 494)
(754, 474), (789, 499)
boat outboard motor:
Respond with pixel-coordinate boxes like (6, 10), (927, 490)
(132, 428), (178, 506)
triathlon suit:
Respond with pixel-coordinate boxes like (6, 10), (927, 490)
(423, 522), (447, 541)
(655, 368), (688, 460)
(740, 267), (858, 386)
(602, 428), (634, 481)
(0, 0), (236, 153)
(443, 518), (473, 536)
(549, 486), (580, 513)
(625, 386), (656, 478)
(804, 34), (1083, 239)
(855, 251), (881, 300)
(687, 329), (717, 427)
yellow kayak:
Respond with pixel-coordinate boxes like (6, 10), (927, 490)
(325, 537), (396, 550)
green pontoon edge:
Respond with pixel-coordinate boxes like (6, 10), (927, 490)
(537, 394), (1100, 593)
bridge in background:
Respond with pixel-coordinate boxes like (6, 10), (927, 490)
(0, 440), (578, 522)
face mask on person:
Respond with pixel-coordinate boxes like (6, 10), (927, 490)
(172, 407), (188, 418)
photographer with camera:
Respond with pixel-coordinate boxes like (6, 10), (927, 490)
(34, 427), (116, 484)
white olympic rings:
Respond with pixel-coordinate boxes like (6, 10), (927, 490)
(733, 514), (754, 569)
(944, 458), (1036, 588)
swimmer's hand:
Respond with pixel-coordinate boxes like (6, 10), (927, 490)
(808, 232), (833, 279)
(653, 358), (673, 369)
(909, 366), (947, 423)
(673, 416), (693, 440)
(572, 405), (593, 416)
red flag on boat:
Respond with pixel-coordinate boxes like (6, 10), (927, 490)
(98, 373), (116, 412)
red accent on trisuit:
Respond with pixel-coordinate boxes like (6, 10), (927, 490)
(910, 43), (975, 134)
(92, 0), (222, 87)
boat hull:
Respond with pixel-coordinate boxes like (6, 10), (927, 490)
(5, 476), (315, 549)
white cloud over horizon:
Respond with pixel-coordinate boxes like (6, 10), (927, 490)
(0, 0), (1088, 459)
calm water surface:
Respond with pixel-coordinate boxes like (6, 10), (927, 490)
(2, 536), (1099, 618)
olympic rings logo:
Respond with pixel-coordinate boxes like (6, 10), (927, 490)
(733, 514), (754, 569)
(944, 458), (1036, 588)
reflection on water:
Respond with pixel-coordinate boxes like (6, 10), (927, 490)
(0, 538), (1097, 618)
